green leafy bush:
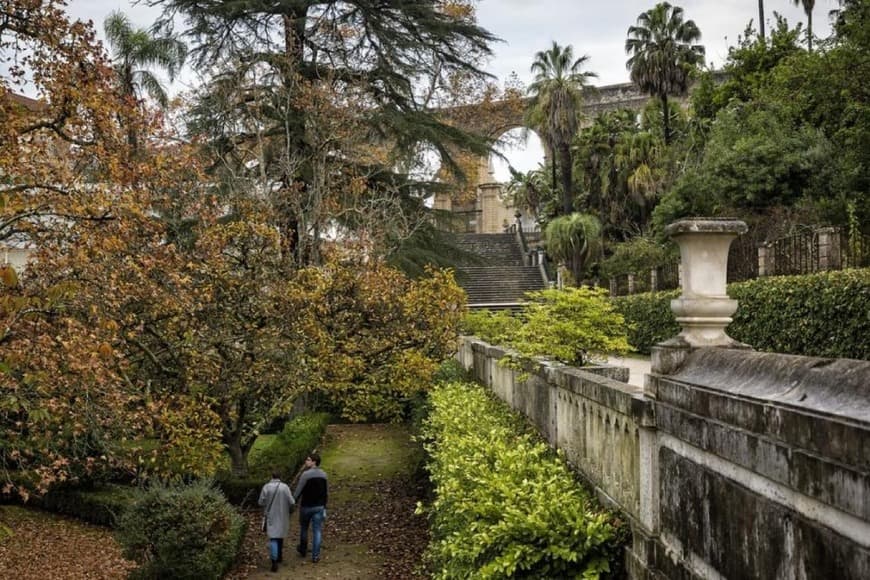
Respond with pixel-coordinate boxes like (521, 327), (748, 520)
(460, 309), (522, 345)
(218, 411), (329, 505)
(37, 484), (139, 527)
(419, 381), (626, 579)
(463, 288), (630, 365)
(117, 479), (245, 580)
(611, 290), (680, 354)
(729, 269), (870, 359)
(612, 269), (869, 358)
(599, 237), (676, 278)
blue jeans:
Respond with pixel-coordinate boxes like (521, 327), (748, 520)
(299, 506), (325, 559)
(269, 538), (283, 562)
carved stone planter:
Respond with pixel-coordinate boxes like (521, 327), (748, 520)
(652, 218), (749, 376)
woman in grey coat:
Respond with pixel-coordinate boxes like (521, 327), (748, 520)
(258, 470), (295, 572)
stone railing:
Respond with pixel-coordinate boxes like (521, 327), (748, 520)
(457, 217), (870, 579)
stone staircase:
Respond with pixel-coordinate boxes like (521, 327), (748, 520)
(453, 233), (547, 310)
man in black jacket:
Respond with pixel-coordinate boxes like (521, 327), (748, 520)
(294, 452), (328, 563)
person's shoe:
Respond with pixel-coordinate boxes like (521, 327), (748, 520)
(270, 560), (278, 572)
(296, 544), (306, 557)
(312, 556), (320, 564)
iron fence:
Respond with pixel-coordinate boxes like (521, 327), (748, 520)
(844, 231), (870, 269)
(770, 230), (819, 276)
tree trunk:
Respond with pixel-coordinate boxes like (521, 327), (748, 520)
(226, 433), (250, 478)
(758, 0), (765, 40)
(807, 8), (813, 52)
(558, 142), (573, 215)
(661, 93), (671, 145)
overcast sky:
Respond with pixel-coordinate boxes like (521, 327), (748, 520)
(63, 0), (837, 178)
(69, 0), (835, 88)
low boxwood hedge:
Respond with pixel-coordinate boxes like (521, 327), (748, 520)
(419, 380), (626, 579)
(612, 268), (869, 359)
(35, 484), (139, 527)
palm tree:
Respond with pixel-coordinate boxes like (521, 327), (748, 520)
(526, 42), (597, 215)
(792, 0), (816, 51)
(625, 2), (704, 145)
(544, 213), (602, 285)
(104, 11), (187, 108)
(759, 0), (766, 40)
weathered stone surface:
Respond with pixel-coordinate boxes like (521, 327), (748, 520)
(659, 448), (870, 580)
(669, 349), (870, 423)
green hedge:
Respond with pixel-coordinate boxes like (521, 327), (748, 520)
(35, 484), (139, 527)
(117, 479), (245, 580)
(419, 380), (626, 579)
(217, 411), (330, 505)
(612, 269), (870, 359)
(729, 269), (870, 359)
(611, 290), (680, 354)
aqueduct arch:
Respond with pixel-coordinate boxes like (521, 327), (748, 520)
(433, 81), (666, 234)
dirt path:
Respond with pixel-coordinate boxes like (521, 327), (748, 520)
(228, 423), (429, 579)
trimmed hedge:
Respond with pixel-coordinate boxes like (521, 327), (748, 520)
(117, 479), (245, 580)
(612, 269), (870, 359)
(729, 269), (870, 359)
(419, 380), (626, 579)
(35, 484), (139, 527)
(217, 411), (330, 505)
(611, 290), (680, 354)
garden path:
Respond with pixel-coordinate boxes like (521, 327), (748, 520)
(228, 423), (429, 579)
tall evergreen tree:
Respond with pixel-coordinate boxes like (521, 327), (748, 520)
(151, 0), (498, 267)
(625, 2), (704, 144)
(526, 41), (597, 215)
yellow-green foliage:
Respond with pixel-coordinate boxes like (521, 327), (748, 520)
(460, 309), (522, 345)
(463, 287), (631, 366)
(419, 381), (625, 579)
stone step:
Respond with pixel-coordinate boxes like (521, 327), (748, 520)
(451, 232), (547, 306)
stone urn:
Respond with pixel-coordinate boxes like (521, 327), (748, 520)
(665, 218), (748, 348)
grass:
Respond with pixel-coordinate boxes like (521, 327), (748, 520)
(322, 424), (419, 504)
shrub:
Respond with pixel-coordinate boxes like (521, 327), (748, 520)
(599, 237), (676, 278)
(461, 309), (522, 346)
(611, 290), (679, 354)
(37, 484), (139, 527)
(217, 411), (330, 505)
(117, 479), (245, 580)
(463, 288), (631, 366)
(611, 269), (870, 358)
(729, 269), (870, 359)
(419, 381), (626, 579)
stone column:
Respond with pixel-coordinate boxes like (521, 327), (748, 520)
(627, 273), (635, 294)
(758, 243), (772, 277)
(652, 218), (750, 375)
(650, 268), (658, 292)
(817, 227), (842, 271)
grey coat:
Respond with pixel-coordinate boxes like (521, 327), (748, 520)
(258, 478), (294, 539)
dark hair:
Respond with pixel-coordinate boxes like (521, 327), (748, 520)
(272, 469), (282, 479)
(308, 453), (321, 466)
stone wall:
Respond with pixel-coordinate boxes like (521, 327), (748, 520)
(456, 337), (870, 579)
